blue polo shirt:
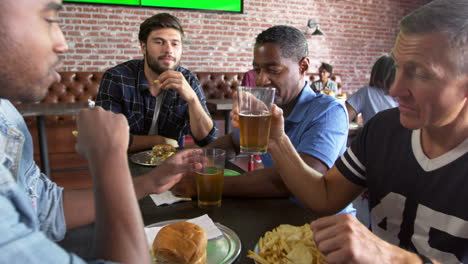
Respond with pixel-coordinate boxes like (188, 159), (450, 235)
(238, 83), (355, 215)
(261, 84), (347, 169)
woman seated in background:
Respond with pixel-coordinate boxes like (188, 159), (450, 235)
(312, 62), (338, 95)
(346, 54), (398, 123)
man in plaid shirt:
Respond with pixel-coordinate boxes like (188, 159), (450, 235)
(96, 13), (217, 150)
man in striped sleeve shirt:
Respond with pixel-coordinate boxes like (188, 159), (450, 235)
(266, 0), (468, 263)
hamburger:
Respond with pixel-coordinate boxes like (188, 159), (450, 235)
(152, 222), (208, 264)
(150, 144), (176, 165)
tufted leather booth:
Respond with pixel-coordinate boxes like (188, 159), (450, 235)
(19, 71), (342, 186)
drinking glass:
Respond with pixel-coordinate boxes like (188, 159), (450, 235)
(237, 86), (276, 155)
(194, 148), (226, 208)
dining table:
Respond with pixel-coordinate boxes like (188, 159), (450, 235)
(131, 157), (316, 263)
(59, 154), (317, 263)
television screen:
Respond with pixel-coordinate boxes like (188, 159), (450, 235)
(64, 0), (139, 5)
(63, 0), (243, 12)
(142, 0), (242, 12)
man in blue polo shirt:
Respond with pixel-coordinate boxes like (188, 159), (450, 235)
(173, 25), (355, 216)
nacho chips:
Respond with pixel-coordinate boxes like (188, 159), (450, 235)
(247, 224), (326, 264)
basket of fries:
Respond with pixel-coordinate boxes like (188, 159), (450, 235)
(247, 223), (326, 264)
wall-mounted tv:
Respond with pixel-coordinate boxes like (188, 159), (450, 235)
(63, 0), (243, 13)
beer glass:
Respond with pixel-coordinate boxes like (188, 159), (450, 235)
(237, 86), (276, 155)
(194, 148), (226, 208)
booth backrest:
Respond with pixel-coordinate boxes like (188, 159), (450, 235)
(37, 71), (341, 104)
(16, 71), (342, 182)
(18, 71), (342, 122)
(196, 72), (244, 99)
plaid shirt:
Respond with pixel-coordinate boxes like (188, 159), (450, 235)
(96, 59), (217, 147)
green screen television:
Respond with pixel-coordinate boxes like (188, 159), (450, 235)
(63, 0), (243, 13)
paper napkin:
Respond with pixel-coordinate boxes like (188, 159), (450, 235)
(149, 191), (191, 206)
(144, 214), (224, 246)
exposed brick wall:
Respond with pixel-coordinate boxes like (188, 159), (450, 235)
(59, 0), (430, 93)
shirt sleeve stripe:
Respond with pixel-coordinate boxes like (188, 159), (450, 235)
(340, 155), (366, 180)
(347, 147), (366, 172)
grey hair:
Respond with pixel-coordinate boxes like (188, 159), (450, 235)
(400, 0), (468, 75)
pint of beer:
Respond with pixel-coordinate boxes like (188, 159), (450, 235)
(196, 167), (224, 207)
(237, 86), (276, 155)
(194, 148), (226, 208)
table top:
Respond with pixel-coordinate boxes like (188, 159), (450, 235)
(130, 157), (316, 263)
(16, 102), (89, 117)
(206, 98), (234, 111)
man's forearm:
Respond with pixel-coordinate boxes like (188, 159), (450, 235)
(63, 189), (95, 230)
(268, 134), (330, 212)
(187, 99), (214, 141)
(62, 168), (162, 230)
(91, 151), (150, 263)
(223, 167), (290, 197)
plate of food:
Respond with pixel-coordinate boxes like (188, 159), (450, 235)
(247, 223), (326, 264)
(130, 144), (176, 166)
(147, 219), (241, 264)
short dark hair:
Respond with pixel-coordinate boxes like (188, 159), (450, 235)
(319, 63), (333, 74)
(369, 54), (395, 93)
(255, 25), (308, 62)
(138, 13), (184, 43)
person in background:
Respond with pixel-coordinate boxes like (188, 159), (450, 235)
(0, 1), (199, 262)
(96, 13), (217, 151)
(241, 69), (256, 87)
(346, 54), (398, 123)
(264, 0), (468, 263)
(312, 62), (338, 94)
(173, 25), (355, 216)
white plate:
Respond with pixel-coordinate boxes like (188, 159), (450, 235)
(130, 150), (164, 167)
(147, 219), (241, 264)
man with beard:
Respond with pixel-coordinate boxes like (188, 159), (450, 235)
(173, 25), (355, 216)
(96, 13), (217, 151)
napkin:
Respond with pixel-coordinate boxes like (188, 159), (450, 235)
(149, 191), (191, 206)
(144, 214), (224, 246)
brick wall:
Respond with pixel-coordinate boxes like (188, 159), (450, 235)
(59, 0), (430, 93)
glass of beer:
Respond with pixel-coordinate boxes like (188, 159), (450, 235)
(237, 86), (276, 155)
(194, 148), (226, 208)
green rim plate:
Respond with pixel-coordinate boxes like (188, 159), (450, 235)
(224, 169), (241, 176)
(147, 219), (241, 264)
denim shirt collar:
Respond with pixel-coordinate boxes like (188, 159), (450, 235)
(0, 99), (25, 181)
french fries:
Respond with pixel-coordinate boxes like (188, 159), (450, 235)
(247, 224), (326, 264)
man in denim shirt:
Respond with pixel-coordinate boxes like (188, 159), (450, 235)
(0, 1), (199, 263)
(96, 13), (217, 151)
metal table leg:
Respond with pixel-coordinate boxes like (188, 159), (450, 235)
(36, 115), (51, 177)
(224, 111), (231, 135)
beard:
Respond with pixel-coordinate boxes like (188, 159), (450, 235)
(146, 50), (179, 74)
